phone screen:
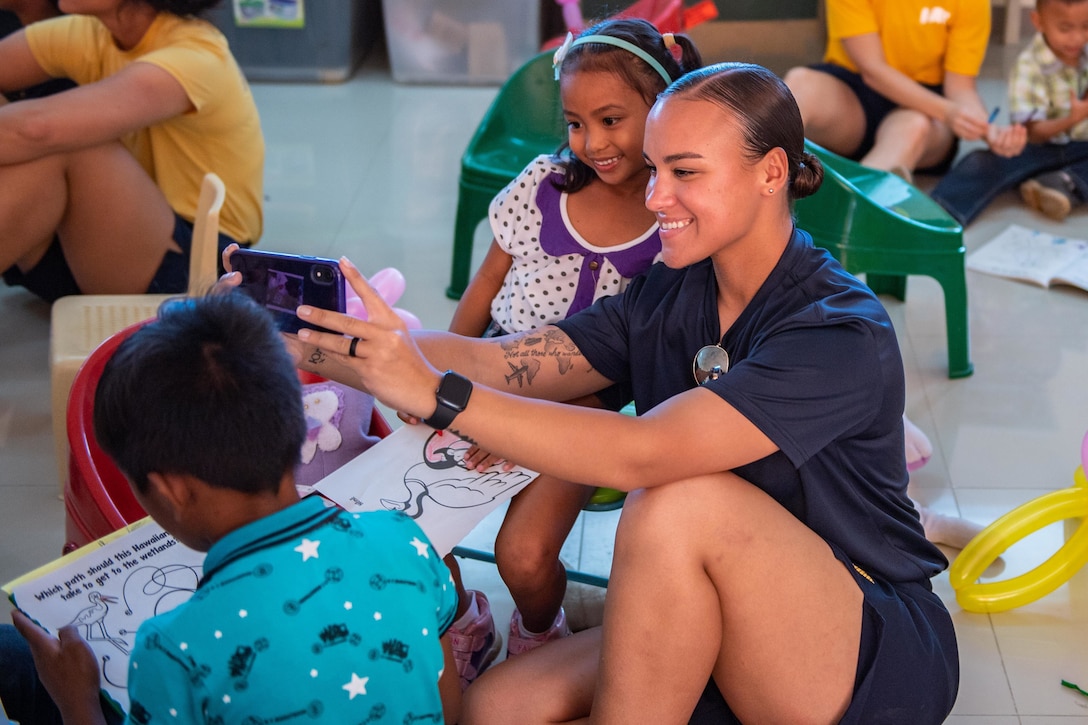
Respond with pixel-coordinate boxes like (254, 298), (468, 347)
(265, 268), (305, 315)
(230, 250), (346, 334)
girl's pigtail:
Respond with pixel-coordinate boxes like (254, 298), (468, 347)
(672, 35), (703, 76)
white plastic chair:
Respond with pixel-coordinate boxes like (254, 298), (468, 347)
(48, 172), (226, 490)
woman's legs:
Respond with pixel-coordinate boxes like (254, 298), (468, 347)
(594, 472), (863, 725)
(864, 108), (954, 174)
(462, 627), (601, 724)
(0, 141), (177, 294)
(782, 67), (867, 158)
(495, 475), (595, 633)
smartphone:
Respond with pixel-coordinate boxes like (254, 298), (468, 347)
(229, 249), (346, 334)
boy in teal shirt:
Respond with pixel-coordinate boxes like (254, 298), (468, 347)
(7, 292), (459, 724)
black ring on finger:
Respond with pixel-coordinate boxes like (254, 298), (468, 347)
(348, 337), (360, 358)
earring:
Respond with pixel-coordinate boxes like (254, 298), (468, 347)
(768, 188), (775, 194)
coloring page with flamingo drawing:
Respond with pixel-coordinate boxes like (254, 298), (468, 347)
(314, 424), (539, 556)
(4, 518), (204, 712)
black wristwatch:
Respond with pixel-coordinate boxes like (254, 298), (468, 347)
(423, 370), (473, 430)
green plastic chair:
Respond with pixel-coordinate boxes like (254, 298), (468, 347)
(447, 51), (566, 300)
(795, 140), (973, 379)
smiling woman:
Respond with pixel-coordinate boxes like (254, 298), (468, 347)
(286, 62), (960, 724)
(0, 0), (262, 301)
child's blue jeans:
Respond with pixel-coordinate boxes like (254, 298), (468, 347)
(931, 141), (1088, 225)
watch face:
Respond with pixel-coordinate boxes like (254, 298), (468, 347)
(437, 371), (473, 412)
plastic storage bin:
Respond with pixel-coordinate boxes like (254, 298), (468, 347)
(207, 0), (381, 83)
(383, 0), (541, 84)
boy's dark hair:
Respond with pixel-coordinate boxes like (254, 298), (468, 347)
(554, 17), (703, 193)
(94, 291), (306, 495)
(142, 0), (222, 17)
(663, 62), (825, 202)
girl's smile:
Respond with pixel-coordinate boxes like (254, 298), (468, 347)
(561, 69), (654, 191)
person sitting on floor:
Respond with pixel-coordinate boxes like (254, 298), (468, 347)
(782, 0), (1024, 182)
(0, 0), (263, 302)
(931, 0), (1088, 225)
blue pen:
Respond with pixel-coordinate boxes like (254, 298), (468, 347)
(988, 107), (1000, 124)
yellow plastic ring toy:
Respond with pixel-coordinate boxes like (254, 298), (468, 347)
(950, 447), (1088, 613)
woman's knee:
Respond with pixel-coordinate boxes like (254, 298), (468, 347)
(880, 109), (933, 148)
(614, 474), (758, 556)
(783, 67), (826, 117)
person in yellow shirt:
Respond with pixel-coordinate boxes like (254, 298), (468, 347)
(784, 0), (1024, 179)
(0, 0), (263, 301)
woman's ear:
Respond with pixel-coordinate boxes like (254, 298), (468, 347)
(760, 147), (789, 193)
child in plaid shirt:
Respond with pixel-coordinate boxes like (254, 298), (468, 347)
(932, 0), (1088, 224)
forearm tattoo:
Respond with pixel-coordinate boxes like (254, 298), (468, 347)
(498, 328), (584, 389)
(449, 427), (477, 446)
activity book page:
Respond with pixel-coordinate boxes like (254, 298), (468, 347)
(3, 518), (205, 712)
(966, 224), (1088, 291)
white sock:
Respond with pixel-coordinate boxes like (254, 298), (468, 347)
(903, 414), (933, 471)
(916, 505), (986, 549)
(453, 590), (481, 629)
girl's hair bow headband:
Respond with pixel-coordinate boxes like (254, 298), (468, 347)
(552, 31), (674, 84)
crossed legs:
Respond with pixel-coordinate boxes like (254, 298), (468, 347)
(0, 141), (177, 294)
(784, 67), (955, 174)
(864, 108), (955, 174)
(785, 66), (867, 158)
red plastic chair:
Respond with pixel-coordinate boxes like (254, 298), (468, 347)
(63, 324), (393, 553)
(541, 0), (718, 49)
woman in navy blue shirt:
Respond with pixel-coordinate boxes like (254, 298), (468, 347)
(294, 62), (958, 724)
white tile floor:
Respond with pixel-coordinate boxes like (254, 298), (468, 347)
(3, 33), (1088, 724)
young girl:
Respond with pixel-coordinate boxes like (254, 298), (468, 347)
(0, 0), (263, 301)
(442, 18), (702, 690)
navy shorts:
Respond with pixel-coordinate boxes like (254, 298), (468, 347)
(808, 63), (959, 175)
(2, 213), (245, 303)
(688, 543), (959, 725)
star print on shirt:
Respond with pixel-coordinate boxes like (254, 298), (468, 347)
(295, 538), (321, 561)
(409, 537), (429, 558)
(343, 672), (369, 699)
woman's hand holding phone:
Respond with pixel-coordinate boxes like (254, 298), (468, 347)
(295, 257), (441, 423)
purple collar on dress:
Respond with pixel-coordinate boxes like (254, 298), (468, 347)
(536, 173), (661, 315)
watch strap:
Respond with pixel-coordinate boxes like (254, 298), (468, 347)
(423, 370), (472, 430)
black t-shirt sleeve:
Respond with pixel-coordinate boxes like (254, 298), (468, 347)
(706, 319), (888, 468)
(554, 282), (636, 387)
